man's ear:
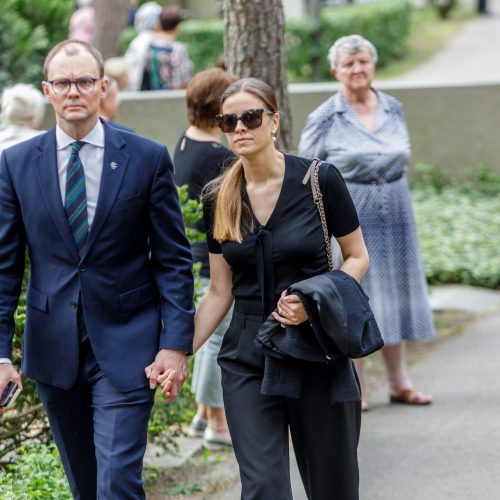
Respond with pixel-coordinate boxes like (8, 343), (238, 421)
(330, 68), (337, 79)
(41, 81), (52, 102)
(100, 77), (110, 97)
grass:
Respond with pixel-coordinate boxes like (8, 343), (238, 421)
(376, 6), (475, 79)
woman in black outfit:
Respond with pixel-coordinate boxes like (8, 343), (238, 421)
(162, 78), (369, 499)
(173, 68), (236, 448)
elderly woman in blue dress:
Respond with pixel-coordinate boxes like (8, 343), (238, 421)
(298, 34), (434, 411)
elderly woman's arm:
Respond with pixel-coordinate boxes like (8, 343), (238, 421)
(297, 107), (328, 159)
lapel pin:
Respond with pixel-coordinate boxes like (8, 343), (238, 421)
(110, 161), (119, 170)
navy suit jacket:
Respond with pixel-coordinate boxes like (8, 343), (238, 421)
(0, 120), (195, 392)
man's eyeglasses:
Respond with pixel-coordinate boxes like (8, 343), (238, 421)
(46, 78), (100, 96)
(215, 108), (275, 133)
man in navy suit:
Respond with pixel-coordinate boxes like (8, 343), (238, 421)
(0, 40), (194, 498)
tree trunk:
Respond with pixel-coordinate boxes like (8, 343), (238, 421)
(93, 0), (129, 59)
(224, 0), (293, 151)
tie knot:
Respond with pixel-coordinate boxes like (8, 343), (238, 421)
(71, 141), (86, 153)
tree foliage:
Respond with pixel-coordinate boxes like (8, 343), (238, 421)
(0, 0), (73, 92)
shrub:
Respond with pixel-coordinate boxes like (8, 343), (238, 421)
(178, 20), (225, 73)
(119, 0), (411, 83)
(412, 165), (500, 289)
(0, 444), (71, 499)
(0, 0), (73, 92)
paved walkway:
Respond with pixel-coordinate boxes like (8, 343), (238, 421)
(392, 0), (500, 84)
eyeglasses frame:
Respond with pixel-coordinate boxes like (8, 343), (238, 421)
(45, 77), (101, 96)
(215, 108), (276, 133)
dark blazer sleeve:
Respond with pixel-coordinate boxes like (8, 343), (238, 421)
(0, 152), (26, 358)
(147, 146), (195, 353)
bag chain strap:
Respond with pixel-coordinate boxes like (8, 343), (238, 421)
(311, 161), (334, 272)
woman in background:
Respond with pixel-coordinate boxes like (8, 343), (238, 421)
(0, 83), (46, 155)
(298, 34), (434, 411)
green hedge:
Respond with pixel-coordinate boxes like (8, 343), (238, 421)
(412, 165), (500, 290)
(178, 19), (225, 72)
(0, 0), (73, 92)
(156, 0), (411, 82)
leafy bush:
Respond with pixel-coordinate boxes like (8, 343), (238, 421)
(178, 20), (225, 73)
(412, 165), (500, 289)
(119, 0), (411, 83)
(0, 444), (71, 499)
(0, 0), (73, 92)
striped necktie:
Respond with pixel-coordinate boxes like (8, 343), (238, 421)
(64, 141), (89, 258)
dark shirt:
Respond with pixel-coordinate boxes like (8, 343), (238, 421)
(204, 154), (359, 316)
(174, 134), (234, 278)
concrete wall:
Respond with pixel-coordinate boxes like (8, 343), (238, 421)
(41, 81), (500, 178)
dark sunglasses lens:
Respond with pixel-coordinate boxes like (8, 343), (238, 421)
(241, 109), (264, 130)
(225, 114), (240, 132)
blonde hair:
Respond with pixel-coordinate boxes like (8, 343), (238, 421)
(1, 84), (46, 127)
(203, 78), (278, 243)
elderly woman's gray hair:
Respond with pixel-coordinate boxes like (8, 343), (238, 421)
(1, 84), (46, 128)
(134, 1), (162, 31)
(327, 35), (378, 70)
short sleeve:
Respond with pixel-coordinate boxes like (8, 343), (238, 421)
(318, 163), (359, 238)
(202, 199), (222, 254)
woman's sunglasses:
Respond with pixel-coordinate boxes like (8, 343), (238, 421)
(215, 108), (275, 133)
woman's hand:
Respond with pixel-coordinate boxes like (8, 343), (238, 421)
(272, 290), (309, 327)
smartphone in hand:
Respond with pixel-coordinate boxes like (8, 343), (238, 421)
(0, 381), (21, 409)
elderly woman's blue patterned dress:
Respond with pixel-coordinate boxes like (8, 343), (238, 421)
(298, 90), (435, 345)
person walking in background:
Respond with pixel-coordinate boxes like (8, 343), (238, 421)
(141, 5), (193, 90)
(124, 1), (162, 91)
(99, 78), (134, 132)
(69, 0), (95, 44)
(298, 34), (434, 412)
(0, 40), (194, 498)
(0, 84), (46, 155)
(173, 68), (237, 450)
(104, 57), (130, 91)
(166, 77), (369, 499)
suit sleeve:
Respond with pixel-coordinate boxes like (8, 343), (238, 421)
(148, 146), (195, 353)
(0, 152), (26, 359)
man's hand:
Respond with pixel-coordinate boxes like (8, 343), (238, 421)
(0, 364), (22, 414)
(144, 349), (188, 403)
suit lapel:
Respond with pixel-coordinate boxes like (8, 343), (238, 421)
(82, 122), (130, 257)
(35, 129), (80, 262)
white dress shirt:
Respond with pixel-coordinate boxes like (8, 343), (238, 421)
(0, 121), (106, 365)
(56, 120), (105, 228)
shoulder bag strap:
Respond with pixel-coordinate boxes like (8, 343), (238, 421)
(302, 159), (334, 271)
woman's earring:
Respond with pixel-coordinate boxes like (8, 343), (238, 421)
(272, 134), (277, 142)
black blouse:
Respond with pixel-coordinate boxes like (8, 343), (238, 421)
(205, 154), (359, 317)
(174, 134), (234, 278)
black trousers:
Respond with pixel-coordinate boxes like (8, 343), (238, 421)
(218, 310), (361, 500)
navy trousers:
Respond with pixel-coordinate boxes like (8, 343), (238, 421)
(37, 339), (154, 500)
(219, 310), (361, 500)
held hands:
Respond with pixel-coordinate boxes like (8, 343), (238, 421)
(144, 349), (188, 404)
(272, 290), (309, 327)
